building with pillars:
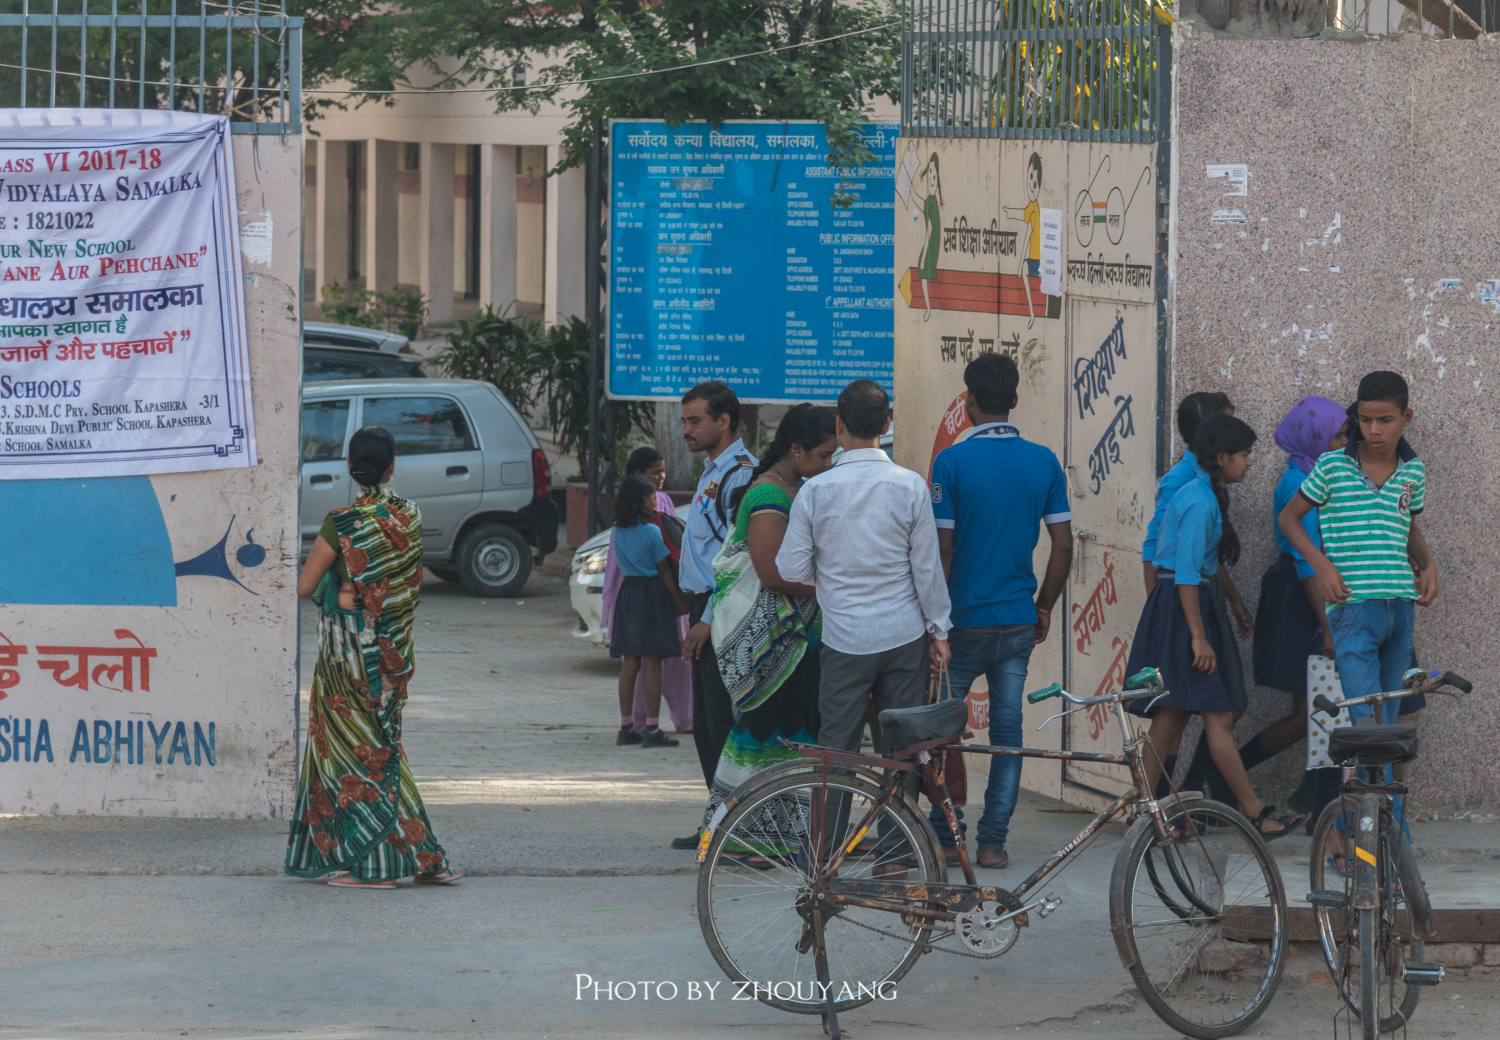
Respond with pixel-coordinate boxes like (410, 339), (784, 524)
(305, 87), (588, 328)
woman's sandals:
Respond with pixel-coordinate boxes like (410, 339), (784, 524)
(327, 875), (395, 889)
(1250, 804), (1305, 841)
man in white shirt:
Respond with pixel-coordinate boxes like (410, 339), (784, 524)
(776, 380), (952, 875)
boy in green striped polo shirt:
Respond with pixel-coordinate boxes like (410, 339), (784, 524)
(1278, 371), (1438, 725)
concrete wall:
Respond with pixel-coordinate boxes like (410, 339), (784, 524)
(893, 137), (1164, 805)
(1171, 38), (1500, 806)
(0, 134), (303, 818)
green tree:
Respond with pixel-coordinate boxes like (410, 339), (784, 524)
(320, 0), (900, 201)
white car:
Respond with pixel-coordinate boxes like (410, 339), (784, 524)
(569, 529), (612, 647)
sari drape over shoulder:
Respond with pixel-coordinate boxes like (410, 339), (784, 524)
(285, 484), (450, 881)
(700, 482), (821, 849)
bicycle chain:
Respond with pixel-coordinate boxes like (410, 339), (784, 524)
(835, 909), (1011, 960)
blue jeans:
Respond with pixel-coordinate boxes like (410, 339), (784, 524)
(929, 624), (1035, 851)
(1327, 599), (1415, 725)
(1328, 598), (1415, 836)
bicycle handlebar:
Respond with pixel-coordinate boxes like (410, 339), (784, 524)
(1312, 669), (1474, 716)
(1025, 668), (1164, 707)
(1026, 683), (1064, 705)
(1443, 670), (1473, 694)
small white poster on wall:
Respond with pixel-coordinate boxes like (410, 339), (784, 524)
(1039, 207), (1063, 297)
(1206, 163), (1249, 196)
(0, 110), (254, 478)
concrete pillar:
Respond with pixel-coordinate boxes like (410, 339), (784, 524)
(363, 139), (399, 293)
(545, 146), (587, 326)
(479, 144), (519, 313)
(314, 138), (350, 301)
(420, 142), (457, 325)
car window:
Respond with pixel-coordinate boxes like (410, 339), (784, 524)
(304, 357), (381, 381)
(361, 396), (476, 455)
(301, 399), (351, 461)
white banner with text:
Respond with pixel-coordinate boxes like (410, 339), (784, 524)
(0, 110), (254, 477)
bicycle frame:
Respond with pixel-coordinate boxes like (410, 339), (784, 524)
(786, 683), (1184, 927)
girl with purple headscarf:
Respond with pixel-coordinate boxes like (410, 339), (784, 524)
(1237, 397), (1348, 814)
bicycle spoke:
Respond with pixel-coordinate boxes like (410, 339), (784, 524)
(699, 771), (938, 1014)
(1114, 800), (1287, 1036)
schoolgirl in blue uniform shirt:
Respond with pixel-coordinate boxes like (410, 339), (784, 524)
(1141, 392), (1252, 800)
(1126, 414), (1300, 839)
(1233, 397), (1350, 816)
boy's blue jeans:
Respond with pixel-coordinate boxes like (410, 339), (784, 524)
(928, 624), (1035, 851)
(1327, 598), (1415, 724)
(1328, 597), (1415, 837)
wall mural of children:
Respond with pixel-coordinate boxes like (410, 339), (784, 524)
(913, 152), (943, 322)
(1003, 151), (1044, 328)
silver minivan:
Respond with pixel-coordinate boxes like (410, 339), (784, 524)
(300, 377), (557, 596)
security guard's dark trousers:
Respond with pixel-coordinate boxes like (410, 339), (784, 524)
(687, 590), (735, 787)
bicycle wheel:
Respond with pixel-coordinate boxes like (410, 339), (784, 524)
(697, 768), (944, 1015)
(1110, 799), (1288, 1039)
(1309, 796), (1423, 1032)
(1359, 904), (1379, 1040)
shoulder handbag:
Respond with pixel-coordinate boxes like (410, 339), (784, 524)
(650, 512), (686, 575)
(918, 662), (969, 806)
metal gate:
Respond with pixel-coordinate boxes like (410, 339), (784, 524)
(0, 1), (301, 134)
(901, 0), (1170, 142)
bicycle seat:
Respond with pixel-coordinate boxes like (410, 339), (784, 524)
(879, 699), (970, 753)
(1329, 723), (1417, 765)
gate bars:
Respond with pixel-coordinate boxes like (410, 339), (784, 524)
(0, 0), (301, 134)
(902, 0), (1168, 142)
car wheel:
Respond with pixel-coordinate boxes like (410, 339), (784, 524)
(427, 566), (461, 583)
(456, 523), (531, 597)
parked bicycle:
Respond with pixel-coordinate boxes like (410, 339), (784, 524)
(1305, 666), (1473, 1040)
(696, 667), (1288, 1040)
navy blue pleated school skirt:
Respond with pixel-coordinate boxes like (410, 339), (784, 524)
(609, 576), (682, 658)
(1125, 578), (1238, 716)
(1252, 554), (1322, 696)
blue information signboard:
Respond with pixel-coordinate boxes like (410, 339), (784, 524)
(609, 120), (897, 403)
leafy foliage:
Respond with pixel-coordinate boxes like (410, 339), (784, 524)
(315, 0), (901, 204)
(433, 304), (549, 414)
(320, 282), (430, 338)
(436, 308), (651, 469)
(539, 316), (655, 471)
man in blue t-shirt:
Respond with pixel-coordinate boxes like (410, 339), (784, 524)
(929, 353), (1073, 869)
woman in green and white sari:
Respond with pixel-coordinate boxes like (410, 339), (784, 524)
(702, 405), (839, 856)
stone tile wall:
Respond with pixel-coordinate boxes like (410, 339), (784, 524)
(1172, 37), (1500, 805)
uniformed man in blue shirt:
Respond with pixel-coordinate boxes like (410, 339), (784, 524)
(671, 382), (756, 848)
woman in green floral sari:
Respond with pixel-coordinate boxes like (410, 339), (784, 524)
(701, 405), (839, 858)
(287, 426), (459, 889)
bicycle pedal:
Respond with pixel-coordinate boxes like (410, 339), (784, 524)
(1402, 962), (1445, 986)
(1306, 889), (1348, 910)
(1036, 893), (1062, 918)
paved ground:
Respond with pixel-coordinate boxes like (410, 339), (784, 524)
(2, 571), (1497, 1039)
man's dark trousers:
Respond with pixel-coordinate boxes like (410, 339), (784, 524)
(815, 634), (929, 861)
(688, 591), (735, 787)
